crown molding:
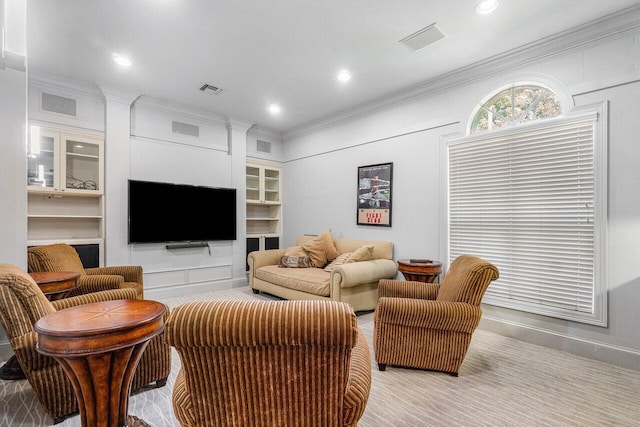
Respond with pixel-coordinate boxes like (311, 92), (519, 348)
(283, 4), (640, 141)
(226, 117), (255, 133)
(247, 124), (283, 142)
(29, 72), (104, 101)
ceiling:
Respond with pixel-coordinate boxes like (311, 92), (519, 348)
(27, 0), (640, 136)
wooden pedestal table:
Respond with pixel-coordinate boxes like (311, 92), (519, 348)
(0, 271), (80, 380)
(30, 271), (81, 300)
(35, 299), (165, 427)
(397, 259), (443, 283)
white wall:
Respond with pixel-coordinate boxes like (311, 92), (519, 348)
(282, 12), (640, 370)
(124, 97), (251, 298)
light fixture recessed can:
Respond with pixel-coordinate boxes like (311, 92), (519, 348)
(475, 0), (499, 15)
(112, 53), (132, 67)
(337, 69), (351, 82)
(268, 104), (281, 114)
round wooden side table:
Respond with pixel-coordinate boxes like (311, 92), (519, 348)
(35, 299), (165, 427)
(0, 271), (81, 380)
(397, 259), (443, 283)
(30, 271), (81, 300)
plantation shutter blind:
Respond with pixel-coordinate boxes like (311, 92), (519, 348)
(448, 116), (596, 317)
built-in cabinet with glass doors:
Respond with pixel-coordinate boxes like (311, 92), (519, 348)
(246, 160), (282, 270)
(26, 123), (105, 266)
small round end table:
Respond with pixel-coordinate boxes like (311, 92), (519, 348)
(397, 259), (443, 283)
(35, 299), (165, 427)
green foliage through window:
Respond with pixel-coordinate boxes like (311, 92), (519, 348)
(471, 85), (563, 133)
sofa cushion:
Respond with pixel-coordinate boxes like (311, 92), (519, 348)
(255, 265), (330, 296)
(302, 229), (339, 268)
(346, 245), (375, 263)
(333, 238), (393, 260)
(323, 252), (352, 272)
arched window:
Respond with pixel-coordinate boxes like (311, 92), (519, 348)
(470, 84), (563, 133)
(447, 83), (607, 326)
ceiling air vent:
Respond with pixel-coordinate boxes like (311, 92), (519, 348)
(41, 92), (77, 116)
(399, 23), (446, 52)
(257, 140), (272, 154)
(172, 120), (200, 137)
(199, 84), (224, 95)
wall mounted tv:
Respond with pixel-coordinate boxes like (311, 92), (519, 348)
(128, 179), (236, 244)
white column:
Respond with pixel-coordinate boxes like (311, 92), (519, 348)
(0, 0), (27, 267)
(0, 0), (26, 360)
(227, 118), (253, 283)
(98, 85), (140, 266)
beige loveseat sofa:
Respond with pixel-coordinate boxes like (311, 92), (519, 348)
(247, 234), (397, 311)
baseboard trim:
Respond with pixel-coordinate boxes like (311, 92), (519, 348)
(479, 316), (640, 371)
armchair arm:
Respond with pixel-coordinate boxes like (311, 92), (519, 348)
(77, 274), (124, 294)
(247, 249), (286, 271)
(247, 249), (286, 288)
(331, 259), (397, 289)
(378, 279), (439, 300)
(343, 327), (372, 427)
(51, 288), (137, 311)
(11, 331), (57, 371)
(375, 297), (482, 334)
(85, 265), (143, 284)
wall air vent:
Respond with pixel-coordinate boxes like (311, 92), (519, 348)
(257, 139), (272, 154)
(41, 92), (77, 116)
(399, 23), (446, 52)
(199, 84), (224, 95)
(172, 120), (200, 137)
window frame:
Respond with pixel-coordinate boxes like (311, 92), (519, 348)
(443, 101), (608, 326)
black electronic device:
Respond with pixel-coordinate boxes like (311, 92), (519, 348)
(128, 179), (236, 244)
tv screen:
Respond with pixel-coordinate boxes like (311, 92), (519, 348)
(128, 179), (236, 244)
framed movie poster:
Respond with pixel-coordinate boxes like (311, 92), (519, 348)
(357, 162), (393, 226)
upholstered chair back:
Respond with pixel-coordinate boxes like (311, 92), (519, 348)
(167, 299), (372, 427)
(0, 264), (55, 341)
(436, 254), (500, 305)
(27, 243), (86, 274)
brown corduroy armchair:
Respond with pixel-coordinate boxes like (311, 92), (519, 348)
(27, 243), (144, 299)
(0, 263), (171, 424)
(166, 299), (372, 427)
(373, 254), (499, 376)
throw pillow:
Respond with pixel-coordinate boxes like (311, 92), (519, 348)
(323, 252), (352, 272)
(279, 255), (315, 268)
(345, 245), (375, 263)
(302, 229), (339, 268)
(284, 246), (308, 257)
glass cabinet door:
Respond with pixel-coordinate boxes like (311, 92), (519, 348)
(27, 127), (58, 191)
(27, 125), (103, 195)
(63, 135), (101, 192)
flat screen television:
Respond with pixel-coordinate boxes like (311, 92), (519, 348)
(128, 179), (236, 244)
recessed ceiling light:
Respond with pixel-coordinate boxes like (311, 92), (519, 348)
(475, 0), (499, 14)
(337, 69), (351, 82)
(268, 104), (281, 114)
(112, 53), (132, 67)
